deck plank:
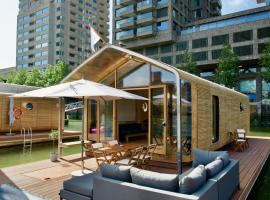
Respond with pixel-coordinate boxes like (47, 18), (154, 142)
(0, 138), (269, 200)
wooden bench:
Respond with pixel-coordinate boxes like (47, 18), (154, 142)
(125, 133), (147, 142)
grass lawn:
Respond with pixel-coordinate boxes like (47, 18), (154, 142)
(249, 127), (270, 137)
(248, 156), (270, 200)
(64, 119), (82, 131)
(0, 140), (81, 168)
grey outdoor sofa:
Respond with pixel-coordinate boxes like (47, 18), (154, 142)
(60, 148), (239, 200)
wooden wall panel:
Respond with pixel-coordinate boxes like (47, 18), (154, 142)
(193, 83), (250, 151)
(0, 95), (58, 133)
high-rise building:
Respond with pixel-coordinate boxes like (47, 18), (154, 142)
(16, 0), (109, 70)
(112, 0), (221, 48)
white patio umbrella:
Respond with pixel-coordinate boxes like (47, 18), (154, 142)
(14, 79), (148, 171)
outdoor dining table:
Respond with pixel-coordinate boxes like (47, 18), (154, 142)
(97, 144), (145, 161)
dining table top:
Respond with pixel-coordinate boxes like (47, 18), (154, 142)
(98, 143), (145, 153)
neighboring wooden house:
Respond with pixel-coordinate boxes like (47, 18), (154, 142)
(61, 45), (249, 162)
(0, 83), (58, 133)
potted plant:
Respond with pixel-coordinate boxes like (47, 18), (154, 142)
(49, 129), (59, 162)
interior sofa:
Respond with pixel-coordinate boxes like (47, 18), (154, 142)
(60, 148), (239, 200)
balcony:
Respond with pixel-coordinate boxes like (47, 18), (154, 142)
(137, 12), (156, 25)
(116, 0), (136, 6)
(137, 25), (156, 37)
(115, 5), (136, 18)
(116, 30), (135, 41)
(116, 17), (136, 30)
(137, 0), (156, 12)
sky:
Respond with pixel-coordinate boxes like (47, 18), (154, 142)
(0, 0), (266, 69)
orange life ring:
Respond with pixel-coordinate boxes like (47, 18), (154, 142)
(14, 107), (23, 120)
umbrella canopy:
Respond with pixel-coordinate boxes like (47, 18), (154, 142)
(13, 79), (147, 172)
(13, 79), (148, 101)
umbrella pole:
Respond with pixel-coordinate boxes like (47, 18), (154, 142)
(81, 97), (85, 172)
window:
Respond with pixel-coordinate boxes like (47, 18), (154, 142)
(157, 8), (168, 18)
(212, 34), (229, 46)
(234, 45), (253, 56)
(258, 43), (267, 54)
(192, 51), (208, 61)
(117, 64), (150, 88)
(233, 30), (253, 43)
(160, 44), (172, 54)
(157, 21), (168, 32)
(161, 56), (172, 64)
(262, 81), (270, 100)
(192, 38), (208, 48)
(257, 27), (270, 39)
(175, 54), (184, 64)
(240, 79), (256, 102)
(212, 96), (219, 143)
(176, 41), (188, 51)
(145, 47), (158, 55)
(212, 49), (222, 60)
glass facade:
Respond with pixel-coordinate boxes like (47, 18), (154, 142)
(100, 101), (113, 142)
(117, 64), (150, 88)
(181, 11), (270, 35)
(240, 79), (257, 102)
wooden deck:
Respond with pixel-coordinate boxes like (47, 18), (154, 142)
(0, 137), (269, 200)
(0, 130), (81, 147)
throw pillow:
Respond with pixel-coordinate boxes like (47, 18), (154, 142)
(130, 167), (179, 192)
(205, 159), (223, 178)
(100, 164), (132, 182)
(179, 165), (207, 194)
(216, 152), (230, 167)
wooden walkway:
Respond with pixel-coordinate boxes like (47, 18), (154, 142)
(0, 137), (269, 200)
(0, 130), (80, 147)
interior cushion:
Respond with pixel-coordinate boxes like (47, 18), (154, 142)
(193, 148), (229, 167)
(179, 165), (207, 194)
(216, 152), (230, 167)
(63, 172), (100, 197)
(130, 167), (179, 192)
(205, 159), (223, 178)
(100, 164), (132, 182)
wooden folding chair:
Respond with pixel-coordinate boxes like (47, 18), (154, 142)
(91, 143), (114, 169)
(115, 147), (144, 167)
(236, 129), (249, 148)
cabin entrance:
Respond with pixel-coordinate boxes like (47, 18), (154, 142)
(117, 89), (149, 146)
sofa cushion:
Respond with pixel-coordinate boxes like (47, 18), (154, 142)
(100, 164), (132, 182)
(130, 167), (179, 192)
(216, 152), (230, 167)
(193, 148), (229, 167)
(179, 165), (206, 194)
(63, 172), (100, 197)
(205, 159), (223, 178)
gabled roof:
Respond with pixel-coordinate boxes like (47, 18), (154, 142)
(63, 44), (247, 98)
(0, 83), (40, 95)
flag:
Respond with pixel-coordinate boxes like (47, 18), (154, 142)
(90, 26), (101, 52)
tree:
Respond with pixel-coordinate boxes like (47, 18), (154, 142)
(4, 60), (70, 87)
(52, 60), (70, 84)
(25, 67), (44, 87)
(180, 50), (199, 76)
(214, 44), (239, 88)
(0, 75), (5, 82)
(260, 42), (270, 83)
(43, 65), (55, 87)
(7, 68), (27, 85)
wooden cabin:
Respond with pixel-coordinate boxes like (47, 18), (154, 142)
(0, 83), (58, 134)
(62, 45), (250, 162)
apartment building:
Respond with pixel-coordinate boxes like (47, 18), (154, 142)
(112, 0), (221, 47)
(16, 0), (109, 70)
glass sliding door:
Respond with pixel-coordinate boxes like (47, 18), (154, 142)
(88, 100), (98, 141)
(99, 101), (113, 142)
(150, 85), (167, 155)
